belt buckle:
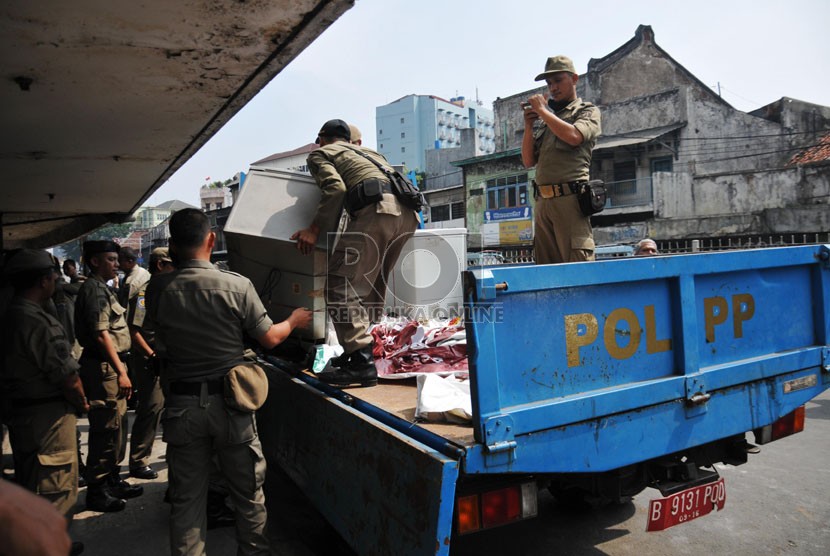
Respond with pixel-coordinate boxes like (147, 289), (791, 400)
(538, 185), (555, 199)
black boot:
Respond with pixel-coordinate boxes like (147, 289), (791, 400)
(86, 483), (126, 512)
(108, 472), (144, 499)
(207, 490), (236, 530)
(328, 351), (351, 368)
(317, 347), (377, 388)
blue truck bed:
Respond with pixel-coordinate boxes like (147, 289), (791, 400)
(256, 245), (830, 555)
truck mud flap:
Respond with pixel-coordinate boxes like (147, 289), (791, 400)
(258, 368), (460, 556)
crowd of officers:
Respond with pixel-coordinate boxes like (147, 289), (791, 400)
(0, 64), (661, 553)
(1, 210), (311, 556)
(0, 244), (169, 554)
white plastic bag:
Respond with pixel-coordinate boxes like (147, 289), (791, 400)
(415, 374), (472, 424)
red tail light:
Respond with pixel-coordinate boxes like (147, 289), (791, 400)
(755, 406), (806, 445)
(455, 482), (538, 535)
(481, 486), (521, 529)
(455, 494), (481, 535)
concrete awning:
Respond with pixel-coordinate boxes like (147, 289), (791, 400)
(0, 0), (354, 248)
(595, 122), (686, 150)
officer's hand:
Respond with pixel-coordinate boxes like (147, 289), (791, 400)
(289, 307), (313, 330)
(117, 369), (133, 400)
(290, 227), (319, 255)
(528, 93), (548, 114)
(523, 106), (539, 126)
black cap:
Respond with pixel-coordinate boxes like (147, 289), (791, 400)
(316, 119), (351, 144)
(83, 240), (120, 259)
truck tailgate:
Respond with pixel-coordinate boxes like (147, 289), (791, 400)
(463, 245), (830, 473)
(259, 368), (460, 556)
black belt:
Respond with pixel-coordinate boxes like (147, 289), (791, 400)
(81, 351), (131, 362)
(534, 180), (586, 198)
(7, 395), (66, 409)
(169, 379), (224, 396)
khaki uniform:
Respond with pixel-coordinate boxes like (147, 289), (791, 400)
(532, 97), (601, 264)
(1, 297), (80, 515)
(126, 284), (164, 471)
(144, 260), (273, 556)
(74, 275), (131, 486)
(119, 265), (150, 309)
(307, 143), (419, 352)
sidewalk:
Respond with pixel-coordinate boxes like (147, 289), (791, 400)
(3, 412), (352, 556)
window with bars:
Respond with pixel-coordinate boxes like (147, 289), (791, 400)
(429, 202), (466, 222)
(485, 173), (529, 210)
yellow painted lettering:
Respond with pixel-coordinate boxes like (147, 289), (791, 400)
(704, 296), (728, 343)
(604, 308), (642, 360)
(565, 313), (598, 368)
(645, 305), (672, 354)
(731, 293), (755, 339)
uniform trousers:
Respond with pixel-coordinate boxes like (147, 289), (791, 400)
(128, 354), (164, 469)
(534, 194), (596, 264)
(326, 203), (419, 352)
(6, 401), (78, 515)
(79, 355), (128, 485)
(162, 387), (269, 556)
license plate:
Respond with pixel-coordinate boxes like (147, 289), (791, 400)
(646, 477), (726, 532)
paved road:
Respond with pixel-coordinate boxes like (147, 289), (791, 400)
(451, 389), (830, 556)
(4, 390), (828, 555)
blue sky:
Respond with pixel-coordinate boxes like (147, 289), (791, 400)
(148, 0), (830, 207)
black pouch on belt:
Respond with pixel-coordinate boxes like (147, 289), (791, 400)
(346, 178), (385, 215)
(577, 179), (607, 216)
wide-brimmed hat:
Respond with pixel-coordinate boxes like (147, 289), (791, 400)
(534, 55), (577, 81)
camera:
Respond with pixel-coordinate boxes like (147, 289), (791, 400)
(521, 101), (532, 110)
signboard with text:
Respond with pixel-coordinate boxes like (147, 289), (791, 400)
(484, 206), (532, 222)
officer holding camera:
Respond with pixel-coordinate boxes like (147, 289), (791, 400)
(521, 55), (602, 264)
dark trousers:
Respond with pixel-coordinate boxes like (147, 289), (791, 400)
(128, 355), (164, 469)
(79, 356), (127, 485)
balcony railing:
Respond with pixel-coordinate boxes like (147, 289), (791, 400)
(604, 176), (653, 209)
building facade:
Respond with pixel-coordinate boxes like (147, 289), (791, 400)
(132, 205), (172, 230)
(376, 94), (495, 172)
(458, 25), (830, 255)
(251, 143), (317, 174)
(200, 184), (233, 211)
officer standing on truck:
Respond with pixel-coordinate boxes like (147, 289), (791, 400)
(291, 119), (419, 388)
(0, 249), (88, 556)
(144, 208), (311, 555)
(75, 240), (143, 512)
(521, 55), (601, 264)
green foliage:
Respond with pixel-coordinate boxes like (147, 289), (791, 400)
(54, 222), (134, 261)
(88, 223), (133, 241)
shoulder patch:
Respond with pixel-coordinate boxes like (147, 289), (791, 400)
(138, 295), (146, 309)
